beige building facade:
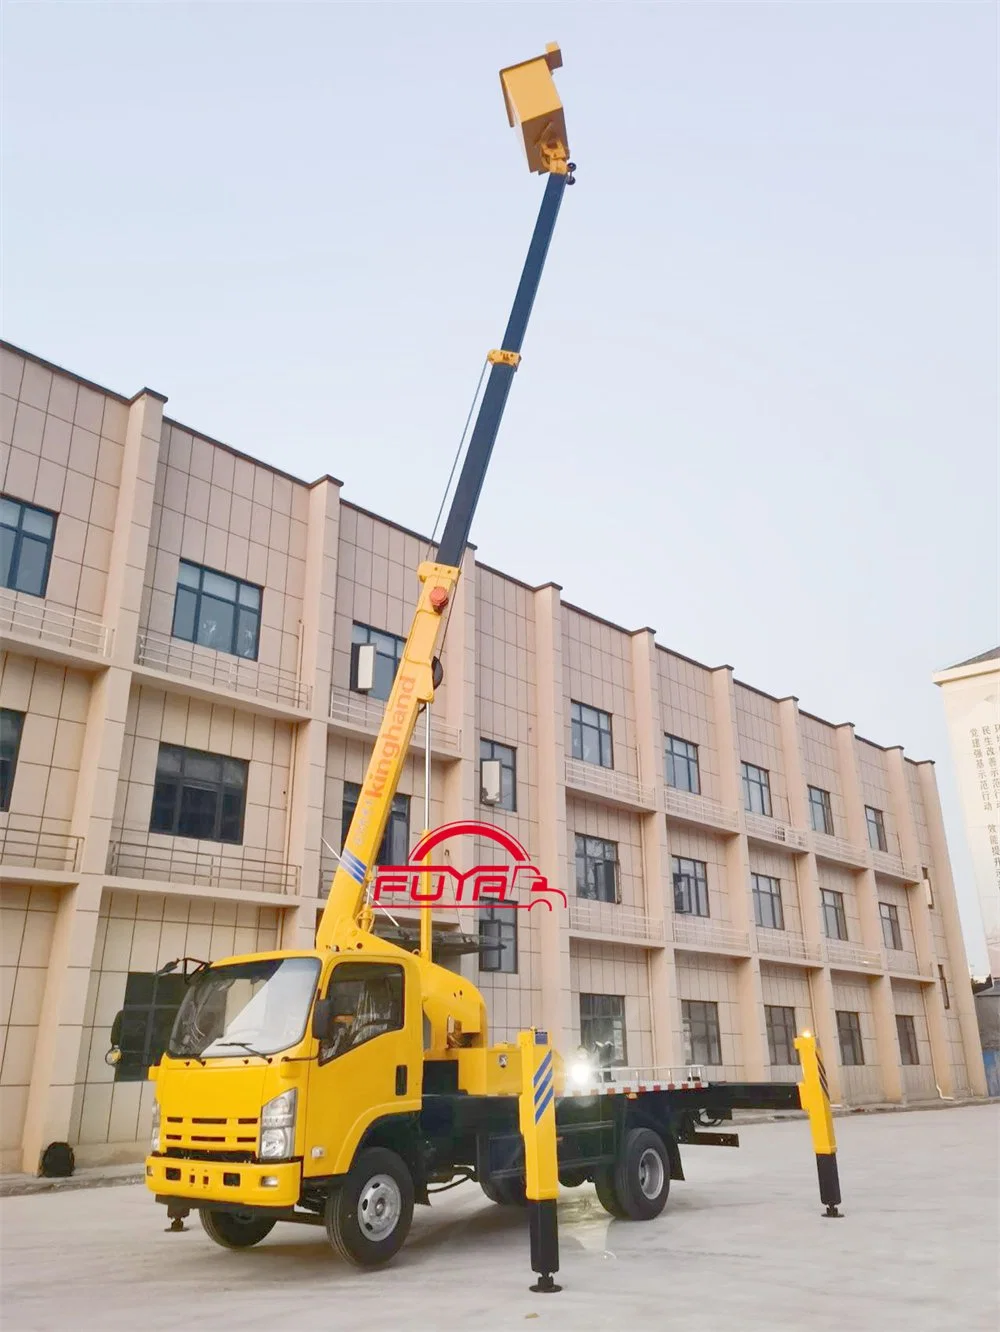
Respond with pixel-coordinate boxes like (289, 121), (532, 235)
(0, 340), (987, 1174)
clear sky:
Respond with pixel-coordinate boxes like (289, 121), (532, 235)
(3, 2), (996, 967)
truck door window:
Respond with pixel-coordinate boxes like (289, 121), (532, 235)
(320, 963), (405, 1065)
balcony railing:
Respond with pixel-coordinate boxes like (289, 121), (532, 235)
(662, 787), (740, 832)
(108, 831), (299, 894)
(871, 848), (920, 883)
(568, 898), (665, 946)
(0, 588), (112, 658)
(671, 915), (750, 954)
(744, 813), (809, 851)
(822, 938), (883, 971)
(135, 629), (310, 710)
(885, 951), (922, 976)
(754, 929), (821, 964)
(0, 818), (83, 873)
(564, 758), (656, 810)
(328, 686), (462, 757)
(810, 831), (869, 869)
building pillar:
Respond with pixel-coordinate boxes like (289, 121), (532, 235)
(21, 389), (164, 1172)
(532, 584), (572, 1050)
(630, 628), (675, 1067)
(917, 762), (988, 1096)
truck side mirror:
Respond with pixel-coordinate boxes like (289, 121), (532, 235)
(312, 997), (334, 1042)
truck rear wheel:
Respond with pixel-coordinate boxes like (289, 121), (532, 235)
(482, 1175), (527, 1206)
(595, 1127), (670, 1221)
(325, 1147), (414, 1268)
(199, 1209), (276, 1249)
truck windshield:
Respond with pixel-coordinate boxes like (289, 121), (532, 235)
(169, 957), (320, 1059)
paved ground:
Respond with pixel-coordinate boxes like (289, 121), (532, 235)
(1, 1104), (996, 1332)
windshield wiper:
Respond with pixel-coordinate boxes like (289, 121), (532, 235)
(212, 1040), (269, 1059)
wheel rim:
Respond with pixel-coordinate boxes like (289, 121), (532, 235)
(637, 1147), (664, 1200)
(358, 1173), (402, 1241)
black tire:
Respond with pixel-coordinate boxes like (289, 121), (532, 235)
(594, 1128), (670, 1221)
(479, 1176), (504, 1204)
(325, 1147), (414, 1268)
(492, 1175), (527, 1206)
(559, 1168), (588, 1189)
(199, 1209), (276, 1249)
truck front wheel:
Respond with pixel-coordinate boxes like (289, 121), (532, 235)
(199, 1209), (276, 1248)
(326, 1147), (414, 1268)
(595, 1127), (670, 1221)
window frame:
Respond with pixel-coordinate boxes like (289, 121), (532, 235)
(836, 1009), (865, 1066)
(938, 964), (950, 1009)
(350, 623), (407, 702)
(765, 1004), (798, 1066)
(318, 961), (405, 1066)
(114, 970), (190, 1082)
(807, 785), (834, 836)
(752, 872), (785, 931)
(820, 888), (849, 942)
(149, 744), (249, 844)
(896, 1013), (919, 1066)
(342, 781), (410, 868)
(479, 906), (518, 974)
(741, 762), (772, 817)
(0, 708), (25, 812)
(479, 738), (517, 812)
(682, 998), (722, 1066)
(0, 494), (57, 599)
(879, 901), (903, 951)
(865, 805), (888, 853)
(672, 855), (710, 918)
(171, 559), (263, 661)
(574, 833), (620, 904)
(570, 701), (614, 769)
(579, 992), (627, 1066)
(665, 734), (700, 794)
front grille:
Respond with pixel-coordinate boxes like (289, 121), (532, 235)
(163, 1148), (256, 1164)
(163, 1115), (260, 1155)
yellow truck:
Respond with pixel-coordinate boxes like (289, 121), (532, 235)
(124, 44), (808, 1272)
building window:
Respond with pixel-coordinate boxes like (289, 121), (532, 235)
(580, 993), (627, 1065)
(319, 962), (405, 1064)
(665, 735), (700, 794)
(0, 708), (25, 812)
(922, 866), (934, 910)
(752, 873), (785, 931)
(150, 745), (248, 843)
(682, 999), (722, 1066)
(351, 623), (406, 702)
(879, 901), (903, 951)
(672, 856), (710, 917)
(938, 964), (950, 1010)
(575, 834), (620, 903)
(342, 781), (410, 867)
(896, 1014), (919, 1066)
(479, 739), (517, 811)
(741, 762), (772, 816)
(479, 907), (517, 974)
(114, 971), (189, 1082)
(808, 786), (834, 835)
(765, 1005), (798, 1066)
(836, 1010), (865, 1066)
(1, 495), (57, 598)
(171, 560), (262, 660)
(570, 701), (613, 769)
(865, 805), (888, 853)
(821, 888), (848, 941)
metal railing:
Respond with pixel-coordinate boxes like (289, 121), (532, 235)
(822, 938), (882, 971)
(754, 930), (821, 963)
(886, 951), (922, 975)
(328, 686), (462, 755)
(871, 847), (920, 883)
(744, 812), (809, 851)
(671, 915), (750, 954)
(809, 830), (869, 869)
(0, 588), (112, 657)
(567, 898), (665, 945)
(564, 757), (656, 810)
(662, 786), (740, 832)
(135, 629), (310, 710)
(0, 818), (83, 873)
(107, 831), (299, 894)
(567, 1064), (705, 1092)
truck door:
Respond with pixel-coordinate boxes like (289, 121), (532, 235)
(304, 959), (422, 1178)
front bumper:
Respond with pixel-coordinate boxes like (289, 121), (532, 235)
(145, 1156), (301, 1209)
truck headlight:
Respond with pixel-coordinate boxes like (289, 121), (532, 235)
(259, 1089), (297, 1162)
(151, 1100), (161, 1153)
